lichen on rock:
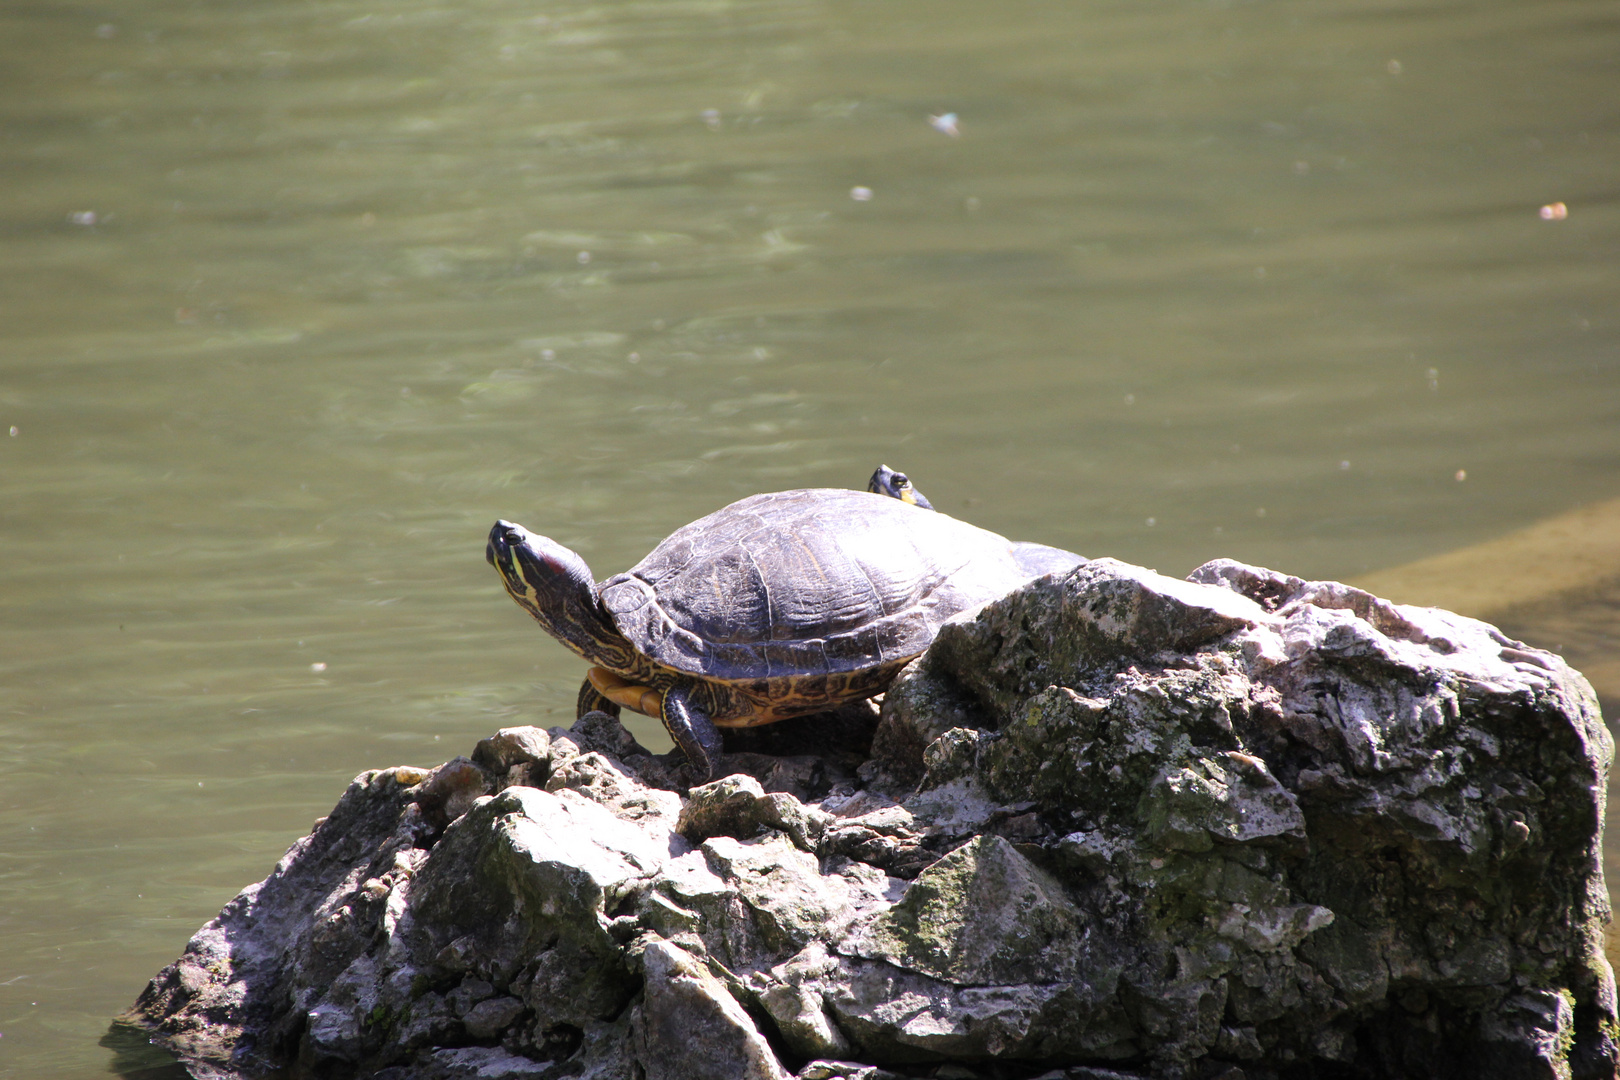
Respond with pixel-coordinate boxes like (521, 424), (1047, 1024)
(122, 556), (1617, 1079)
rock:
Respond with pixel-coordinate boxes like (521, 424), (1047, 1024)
(679, 773), (775, 841)
(395, 1046), (554, 1079)
(462, 996), (525, 1041)
(122, 557), (1617, 1079)
(795, 1061), (907, 1080)
(757, 943), (855, 1060)
(631, 936), (787, 1080)
(840, 835), (1089, 984)
(679, 773), (834, 853)
(472, 726), (552, 771)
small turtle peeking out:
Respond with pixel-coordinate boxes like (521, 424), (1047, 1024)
(866, 463), (934, 509)
(867, 463), (1087, 579)
(486, 489), (1033, 781)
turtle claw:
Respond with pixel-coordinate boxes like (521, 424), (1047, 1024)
(661, 685), (725, 781)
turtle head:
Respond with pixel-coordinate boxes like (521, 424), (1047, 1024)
(867, 464), (934, 510)
(487, 521), (625, 664)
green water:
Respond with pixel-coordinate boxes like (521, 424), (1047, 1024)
(1, 0), (1617, 1074)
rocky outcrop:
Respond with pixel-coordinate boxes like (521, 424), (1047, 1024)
(123, 557), (1617, 1079)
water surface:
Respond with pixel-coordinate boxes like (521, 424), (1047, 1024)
(1, 0), (1617, 1073)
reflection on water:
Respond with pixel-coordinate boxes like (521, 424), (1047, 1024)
(0, 0), (1616, 1073)
(98, 1023), (192, 1080)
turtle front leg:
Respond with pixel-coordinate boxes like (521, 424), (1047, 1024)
(576, 677), (621, 720)
(661, 684), (725, 782)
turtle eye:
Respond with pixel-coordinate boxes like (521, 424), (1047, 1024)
(893, 473), (911, 488)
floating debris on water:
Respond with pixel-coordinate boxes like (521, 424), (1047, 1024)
(929, 112), (960, 137)
(1540, 202), (1568, 220)
(850, 186), (873, 201)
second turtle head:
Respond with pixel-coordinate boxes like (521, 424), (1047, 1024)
(867, 464), (934, 510)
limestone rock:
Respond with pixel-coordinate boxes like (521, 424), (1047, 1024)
(472, 726), (552, 785)
(123, 556), (1616, 1079)
(841, 835), (1088, 985)
(631, 936), (787, 1080)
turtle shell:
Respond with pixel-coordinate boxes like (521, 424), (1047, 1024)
(597, 488), (1031, 682)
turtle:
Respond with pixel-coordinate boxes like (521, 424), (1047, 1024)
(867, 463), (1087, 579)
(865, 463), (935, 510)
(485, 488), (1034, 780)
